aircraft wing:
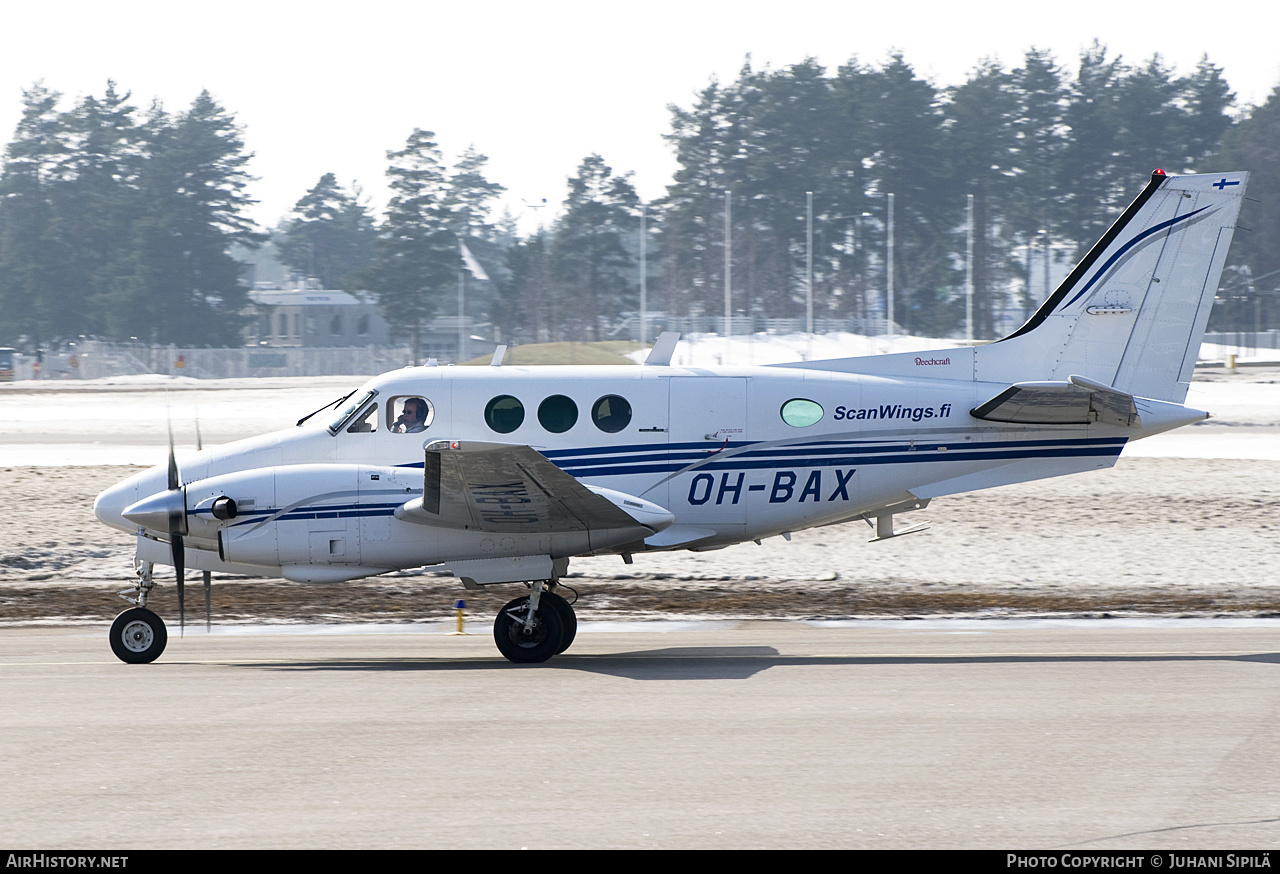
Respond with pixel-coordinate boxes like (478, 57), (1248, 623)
(396, 440), (661, 534)
(970, 375), (1139, 427)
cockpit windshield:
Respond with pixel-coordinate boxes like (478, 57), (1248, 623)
(326, 389), (378, 434)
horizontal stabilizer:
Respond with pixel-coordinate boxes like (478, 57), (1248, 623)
(970, 376), (1138, 427)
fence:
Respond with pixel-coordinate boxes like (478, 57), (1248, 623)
(1202, 331), (1280, 354)
(11, 328), (1264, 382)
(9, 341), (416, 381)
(614, 314), (902, 340)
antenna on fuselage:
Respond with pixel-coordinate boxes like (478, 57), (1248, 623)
(490, 345), (507, 367)
(643, 332), (680, 366)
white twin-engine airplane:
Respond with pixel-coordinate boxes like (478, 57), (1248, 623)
(95, 169), (1247, 664)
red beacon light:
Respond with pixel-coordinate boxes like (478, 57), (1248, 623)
(1153, 168), (1166, 176)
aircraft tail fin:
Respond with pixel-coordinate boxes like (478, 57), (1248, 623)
(975, 169), (1248, 402)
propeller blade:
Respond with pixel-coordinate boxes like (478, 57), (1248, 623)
(174, 533), (185, 637)
(167, 422), (180, 492)
(204, 570), (212, 632)
(167, 416), (187, 637)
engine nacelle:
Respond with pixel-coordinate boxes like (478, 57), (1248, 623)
(184, 463), (370, 569)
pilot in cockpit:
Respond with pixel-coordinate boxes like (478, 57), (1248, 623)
(393, 397), (429, 433)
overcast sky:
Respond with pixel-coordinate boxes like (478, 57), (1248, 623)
(3, 1), (1277, 234)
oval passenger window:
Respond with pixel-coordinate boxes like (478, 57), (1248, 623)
(780, 398), (824, 427)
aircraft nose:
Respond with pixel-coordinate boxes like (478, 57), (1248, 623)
(94, 477), (139, 532)
(94, 466), (165, 533)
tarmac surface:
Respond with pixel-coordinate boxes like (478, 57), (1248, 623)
(2, 620), (1278, 849)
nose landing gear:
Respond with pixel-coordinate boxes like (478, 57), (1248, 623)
(109, 560), (168, 664)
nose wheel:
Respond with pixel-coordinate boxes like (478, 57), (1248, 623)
(110, 607), (168, 664)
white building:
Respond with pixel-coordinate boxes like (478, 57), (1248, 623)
(245, 280), (391, 347)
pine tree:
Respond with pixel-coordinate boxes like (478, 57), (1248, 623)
(824, 59), (879, 323)
(104, 92), (259, 345)
(866, 54), (957, 334)
(61, 83), (145, 337)
(278, 173), (376, 289)
(1006, 49), (1069, 319)
(550, 155), (639, 340)
(947, 59), (1019, 338)
(1113, 54), (1184, 190)
(501, 231), (550, 343)
(0, 83), (70, 346)
(442, 146), (505, 325)
(659, 79), (739, 319)
(1217, 85), (1280, 330)
(1179, 56), (1235, 172)
(442, 146), (504, 240)
(370, 129), (456, 362)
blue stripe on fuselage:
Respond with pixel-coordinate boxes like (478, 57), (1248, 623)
(230, 436), (1126, 523)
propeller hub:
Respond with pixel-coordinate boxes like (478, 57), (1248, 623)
(122, 489), (188, 536)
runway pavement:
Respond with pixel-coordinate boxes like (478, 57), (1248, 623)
(2, 619), (1278, 849)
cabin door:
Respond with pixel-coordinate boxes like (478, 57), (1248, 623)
(667, 377), (748, 525)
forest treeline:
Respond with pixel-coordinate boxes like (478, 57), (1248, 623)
(2, 43), (1279, 352)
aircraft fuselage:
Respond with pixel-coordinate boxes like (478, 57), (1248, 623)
(95, 360), (1162, 583)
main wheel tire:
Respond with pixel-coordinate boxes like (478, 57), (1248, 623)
(110, 607), (168, 664)
(542, 590), (577, 654)
(493, 595), (564, 664)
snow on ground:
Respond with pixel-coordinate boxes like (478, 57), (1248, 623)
(1199, 342), (1280, 365)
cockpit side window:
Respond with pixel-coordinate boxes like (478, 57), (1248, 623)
(388, 396), (434, 433)
(327, 389), (377, 433)
(346, 401), (378, 433)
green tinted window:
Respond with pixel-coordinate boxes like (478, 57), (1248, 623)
(538, 395), (578, 433)
(780, 398), (824, 427)
(485, 395), (525, 433)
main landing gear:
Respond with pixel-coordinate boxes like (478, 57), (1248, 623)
(109, 561), (168, 664)
(493, 582), (578, 664)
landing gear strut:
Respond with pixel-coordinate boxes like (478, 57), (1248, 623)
(492, 581), (578, 664)
(109, 560), (168, 664)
